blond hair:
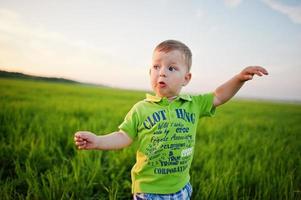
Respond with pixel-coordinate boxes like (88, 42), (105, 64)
(154, 40), (192, 71)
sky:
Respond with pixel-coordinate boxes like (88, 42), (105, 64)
(0, 0), (300, 101)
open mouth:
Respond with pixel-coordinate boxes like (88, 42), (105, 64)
(158, 81), (166, 88)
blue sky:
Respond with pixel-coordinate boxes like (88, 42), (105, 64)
(0, 0), (300, 101)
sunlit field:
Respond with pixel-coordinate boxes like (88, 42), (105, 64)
(1, 78), (300, 200)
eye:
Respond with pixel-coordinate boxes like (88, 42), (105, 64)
(168, 66), (176, 71)
(153, 65), (159, 70)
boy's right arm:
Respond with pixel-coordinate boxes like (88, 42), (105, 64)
(74, 131), (133, 150)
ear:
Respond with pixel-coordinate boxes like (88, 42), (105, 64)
(183, 72), (192, 86)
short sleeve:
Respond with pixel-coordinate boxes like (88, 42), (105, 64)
(193, 93), (216, 117)
(118, 105), (139, 140)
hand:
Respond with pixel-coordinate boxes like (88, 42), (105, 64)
(238, 66), (268, 82)
(74, 131), (99, 150)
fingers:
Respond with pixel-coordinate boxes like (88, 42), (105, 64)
(245, 66), (269, 76)
(253, 70), (264, 77)
(257, 66), (268, 74)
(251, 66), (268, 74)
(242, 74), (253, 80)
(239, 66), (268, 82)
(74, 132), (89, 150)
(74, 131), (88, 139)
(75, 140), (88, 149)
(74, 136), (86, 149)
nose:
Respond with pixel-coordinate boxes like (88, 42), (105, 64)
(159, 67), (167, 77)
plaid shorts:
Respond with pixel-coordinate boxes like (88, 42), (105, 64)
(133, 182), (192, 200)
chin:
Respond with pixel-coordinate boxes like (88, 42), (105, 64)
(155, 91), (166, 97)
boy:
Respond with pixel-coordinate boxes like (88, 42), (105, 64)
(74, 40), (268, 199)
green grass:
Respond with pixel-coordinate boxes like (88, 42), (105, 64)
(0, 78), (300, 199)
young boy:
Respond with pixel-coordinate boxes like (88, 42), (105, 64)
(74, 40), (268, 199)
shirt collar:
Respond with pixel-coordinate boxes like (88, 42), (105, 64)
(145, 93), (192, 102)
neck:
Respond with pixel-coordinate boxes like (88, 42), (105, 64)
(155, 94), (178, 101)
(167, 96), (177, 101)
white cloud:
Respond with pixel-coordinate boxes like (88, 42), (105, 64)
(224, 0), (243, 8)
(195, 8), (205, 20)
(262, 0), (301, 24)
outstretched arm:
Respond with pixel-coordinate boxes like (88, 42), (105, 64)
(213, 66), (268, 107)
(74, 130), (133, 150)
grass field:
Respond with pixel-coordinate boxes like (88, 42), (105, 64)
(0, 78), (300, 200)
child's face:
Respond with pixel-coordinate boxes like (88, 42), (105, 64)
(150, 50), (191, 98)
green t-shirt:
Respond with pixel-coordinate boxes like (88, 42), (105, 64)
(119, 93), (215, 194)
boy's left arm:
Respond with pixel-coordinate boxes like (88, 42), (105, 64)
(213, 66), (268, 107)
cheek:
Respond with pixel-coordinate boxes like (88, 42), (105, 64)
(175, 73), (186, 81)
(174, 76), (186, 86)
(150, 70), (158, 78)
(150, 73), (157, 84)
